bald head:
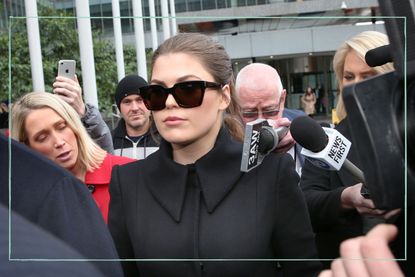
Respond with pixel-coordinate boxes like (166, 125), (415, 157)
(235, 63), (283, 97)
(235, 63), (286, 123)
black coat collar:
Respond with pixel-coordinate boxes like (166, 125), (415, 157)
(142, 128), (244, 222)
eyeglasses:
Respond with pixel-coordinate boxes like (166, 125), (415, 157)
(241, 108), (280, 119)
(139, 80), (223, 111)
(241, 95), (282, 120)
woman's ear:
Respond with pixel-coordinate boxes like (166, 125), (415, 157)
(219, 84), (231, 111)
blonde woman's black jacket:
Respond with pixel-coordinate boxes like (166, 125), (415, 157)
(108, 128), (321, 277)
(299, 119), (364, 266)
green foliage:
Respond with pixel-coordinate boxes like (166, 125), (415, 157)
(0, 18), (31, 102)
(0, 5), (147, 114)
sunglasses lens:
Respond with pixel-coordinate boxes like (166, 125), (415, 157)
(175, 82), (204, 108)
(141, 86), (168, 111)
(141, 81), (214, 110)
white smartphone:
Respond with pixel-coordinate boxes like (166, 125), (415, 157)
(57, 60), (76, 79)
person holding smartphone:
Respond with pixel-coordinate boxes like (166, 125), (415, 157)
(53, 61), (114, 153)
(108, 32), (321, 277)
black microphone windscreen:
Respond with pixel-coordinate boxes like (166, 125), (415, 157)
(291, 116), (328, 152)
(258, 127), (275, 154)
(320, 122), (331, 128)
(365, 45), (393, 67)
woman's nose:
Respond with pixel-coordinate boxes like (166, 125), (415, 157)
(164, 94), (178, 109)
(53, 136), (66, 148)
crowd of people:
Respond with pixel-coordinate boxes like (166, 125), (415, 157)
(0, 30), (411, 277)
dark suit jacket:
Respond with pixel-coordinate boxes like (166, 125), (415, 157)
(0, 204), (105, 276)
(109, 128), (321, 277)
(283, 108), (306, 167)
(299, 120), (364, 263)
(283, 108), (306, 121)
(0, 134), (123, 277)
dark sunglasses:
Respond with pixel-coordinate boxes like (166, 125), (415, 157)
(139, 80), (223, 111)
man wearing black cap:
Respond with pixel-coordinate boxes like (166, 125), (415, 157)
(112, 74), (159, 159)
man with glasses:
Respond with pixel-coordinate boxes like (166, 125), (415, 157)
(112, 74), (159, 159)
(235, 63), (305, 174)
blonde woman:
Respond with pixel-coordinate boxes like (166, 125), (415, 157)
(12, 92), (133, 222)
(333, 31), (394, 121)
(300, 31), (395, 268)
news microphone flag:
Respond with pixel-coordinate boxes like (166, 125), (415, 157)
(300, 127), (351, 171)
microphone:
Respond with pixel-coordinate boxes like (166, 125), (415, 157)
(240, 118), (288, 172)
(290, 116), (366, 186)
(365, 45), (393, 67)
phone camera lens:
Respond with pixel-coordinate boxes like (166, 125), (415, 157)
(65, 69), (69, 73)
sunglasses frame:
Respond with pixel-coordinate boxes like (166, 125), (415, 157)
(140, 80), (223, 111)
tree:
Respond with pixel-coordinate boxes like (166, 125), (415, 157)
(0, 5), (148, 115)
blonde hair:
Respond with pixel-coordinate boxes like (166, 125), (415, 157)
(11, 92), (106, 174)
(151, 32), (244, 141)
(333, 31), (394, 121)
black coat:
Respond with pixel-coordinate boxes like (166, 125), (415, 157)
(0, 204), (105, 277)
(299, 120), (366, 264)
(0, 134), (123, 277)
(108, 128), (321, 277)
(112, 118), (159, 159)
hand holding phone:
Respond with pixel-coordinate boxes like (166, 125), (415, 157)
(57, 60), (76, 79)
(53, 61), (85, 116)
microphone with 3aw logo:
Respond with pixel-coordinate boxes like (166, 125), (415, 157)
(240, 118), (288, 172)
(290, 116), (369, 197)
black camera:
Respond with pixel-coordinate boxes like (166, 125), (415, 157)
(342, 0), (415, 210)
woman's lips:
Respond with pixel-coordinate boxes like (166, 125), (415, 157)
(56, 150), (72, 162)
(163, 116), (185, 125)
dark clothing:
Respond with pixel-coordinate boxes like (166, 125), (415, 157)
(81, 103), (114, 153)
(0, 112), (8, 129)
(283, 108), (307, 168)
(299, 120), (368, 266)
(112, 118), (159, 159)
(0, 205), (105, 277)
(108, 128), (321, 277)
(283, 108), (306, 121)
(0, 134), (123, 277)
(300, 119), (414, 274)
(390, 205), (415, 277)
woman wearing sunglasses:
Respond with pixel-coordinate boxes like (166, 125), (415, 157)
(108, 33), (321, 277)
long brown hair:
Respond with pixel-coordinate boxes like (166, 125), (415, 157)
(151, 32), (244, 141)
